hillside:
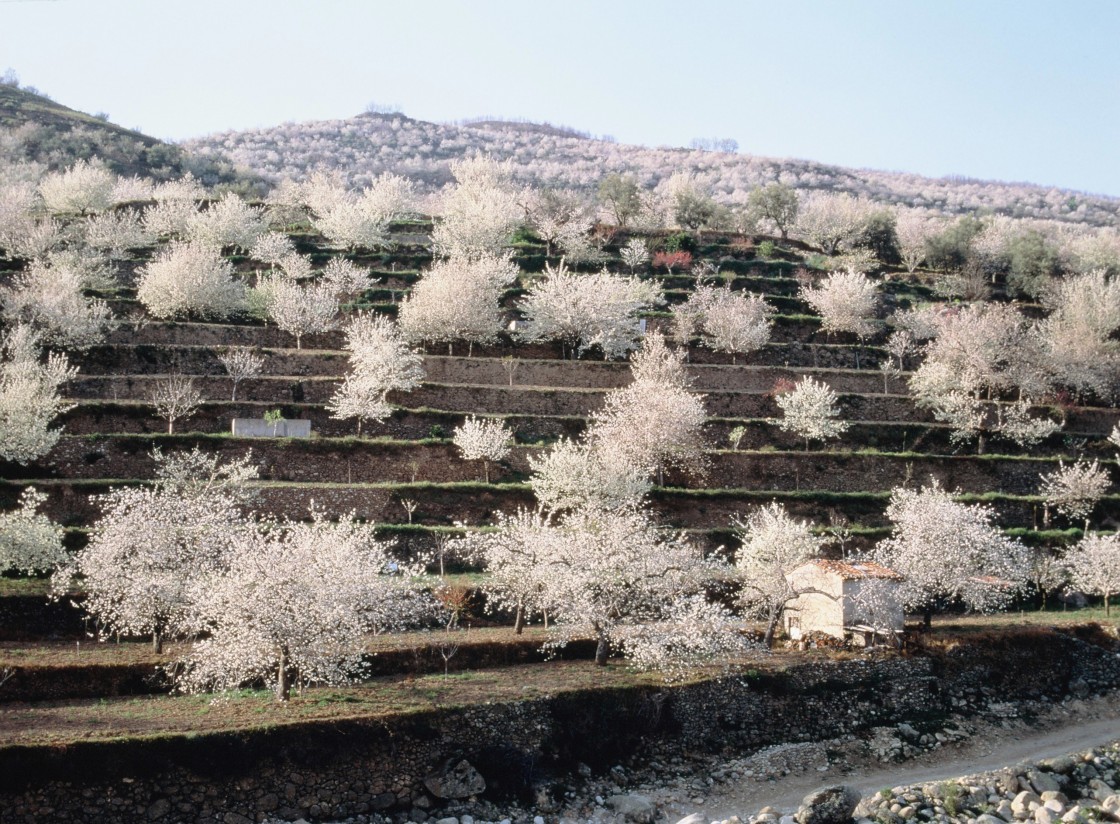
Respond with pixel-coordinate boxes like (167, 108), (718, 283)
(184, 111), (1120, 226)
(0, 82), (259, 189)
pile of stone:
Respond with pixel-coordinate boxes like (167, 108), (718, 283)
(736, 741), (1120, 824)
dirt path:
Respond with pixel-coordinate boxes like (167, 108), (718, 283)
(695, 698), (1120, 820)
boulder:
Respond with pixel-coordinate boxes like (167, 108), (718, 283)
(1013, 791), (1043, 819)
(795, 785), (862, 824)
(978, 816), (1007, 824)
(423, 759), (486, 800)
(674, 814), (706, 824)
(1029, 771), (1063, 795)
(607, 793), (656, 824)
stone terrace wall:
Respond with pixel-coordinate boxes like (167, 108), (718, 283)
(2, 628), (1118, 824)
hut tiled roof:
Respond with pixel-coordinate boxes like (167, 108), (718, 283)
(806, 559), (904, 581)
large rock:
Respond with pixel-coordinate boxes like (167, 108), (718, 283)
(1012, 791), (1042, 819)
(607, 793), (656, 824)
(795, 785), (862, 824)
(423, 759), (486, 799)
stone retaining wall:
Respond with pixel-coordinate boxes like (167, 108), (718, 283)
(2, 627), (1118, 823)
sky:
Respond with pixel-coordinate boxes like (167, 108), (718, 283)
(1, 0), (1119, 196)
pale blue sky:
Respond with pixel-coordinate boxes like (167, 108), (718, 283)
(2, 0), (1118, 196)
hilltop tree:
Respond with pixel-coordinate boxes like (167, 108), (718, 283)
(177, 510), (433, 701)
(327, 313), (424, 435)
(873, 480), (1029, 627)
(0, 487), (67, 576)
(136, 241), (247, 320)
(1066, 532), (1120, 617)
(733, 502), (825, 647)
(453, 415), (513, 482)
(747, 183), (799, 239)
(0, 324), (77, 464)
(516, 259), (663, 359)
(58, 449), (258, 653)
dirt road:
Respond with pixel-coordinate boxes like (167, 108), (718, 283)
(696, 699), (1120, 820)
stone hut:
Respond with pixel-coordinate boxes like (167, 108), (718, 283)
(784, 559), (904, 645)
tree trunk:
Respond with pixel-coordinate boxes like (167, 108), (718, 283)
(513, 603), (525, 635)
(152, 631), (162, 655)
(167, 420), (174, 435)
(763, 611), (780, 649)
(923, 605), (933, 631)
(483, 461), (490, 484)
(276, 647), (291, 702)
(231, 382), (238, 402)
(594, 633), (609, 666)
(295, 333), (302, 350)
(1107, 592), (1112, 618)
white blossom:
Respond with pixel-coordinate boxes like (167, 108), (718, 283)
(799, 267), (878, 340)
(733, 501), (825, 647)
(136, 241), (247, 320)
(258, 273), (339, 348)
(1065, 532), (1120, 617)
(58, 448), (258, 653)
(0, 487), (67, 574)
(431, 156), (523, 259)
(588, 333), (707, 482)
(81, 208), (150, 260)
(516, 258), (663, 359)
(38, 159), (115, 215)
(619, 237), (650, 273)
(1, 254), (117, 348)
(150, 374), (202, 434)
(217, 347), (264, 402)
(398, 252), (518, 353)
(142, 198), (200, 240)
(528, 437), (650, 513)
(453, 415), (513, 482)
(873, 480), (1029, 620)
(327, 313), (424, 434)
(774, 375), (849, 446)
(0, 324), (77, 464)
(176, 509), (433, 700)
(186, 192), (266, 252)
(1039, 459), (1110, 527)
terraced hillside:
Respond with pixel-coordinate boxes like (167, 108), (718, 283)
(2, 219), (1119, 762)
